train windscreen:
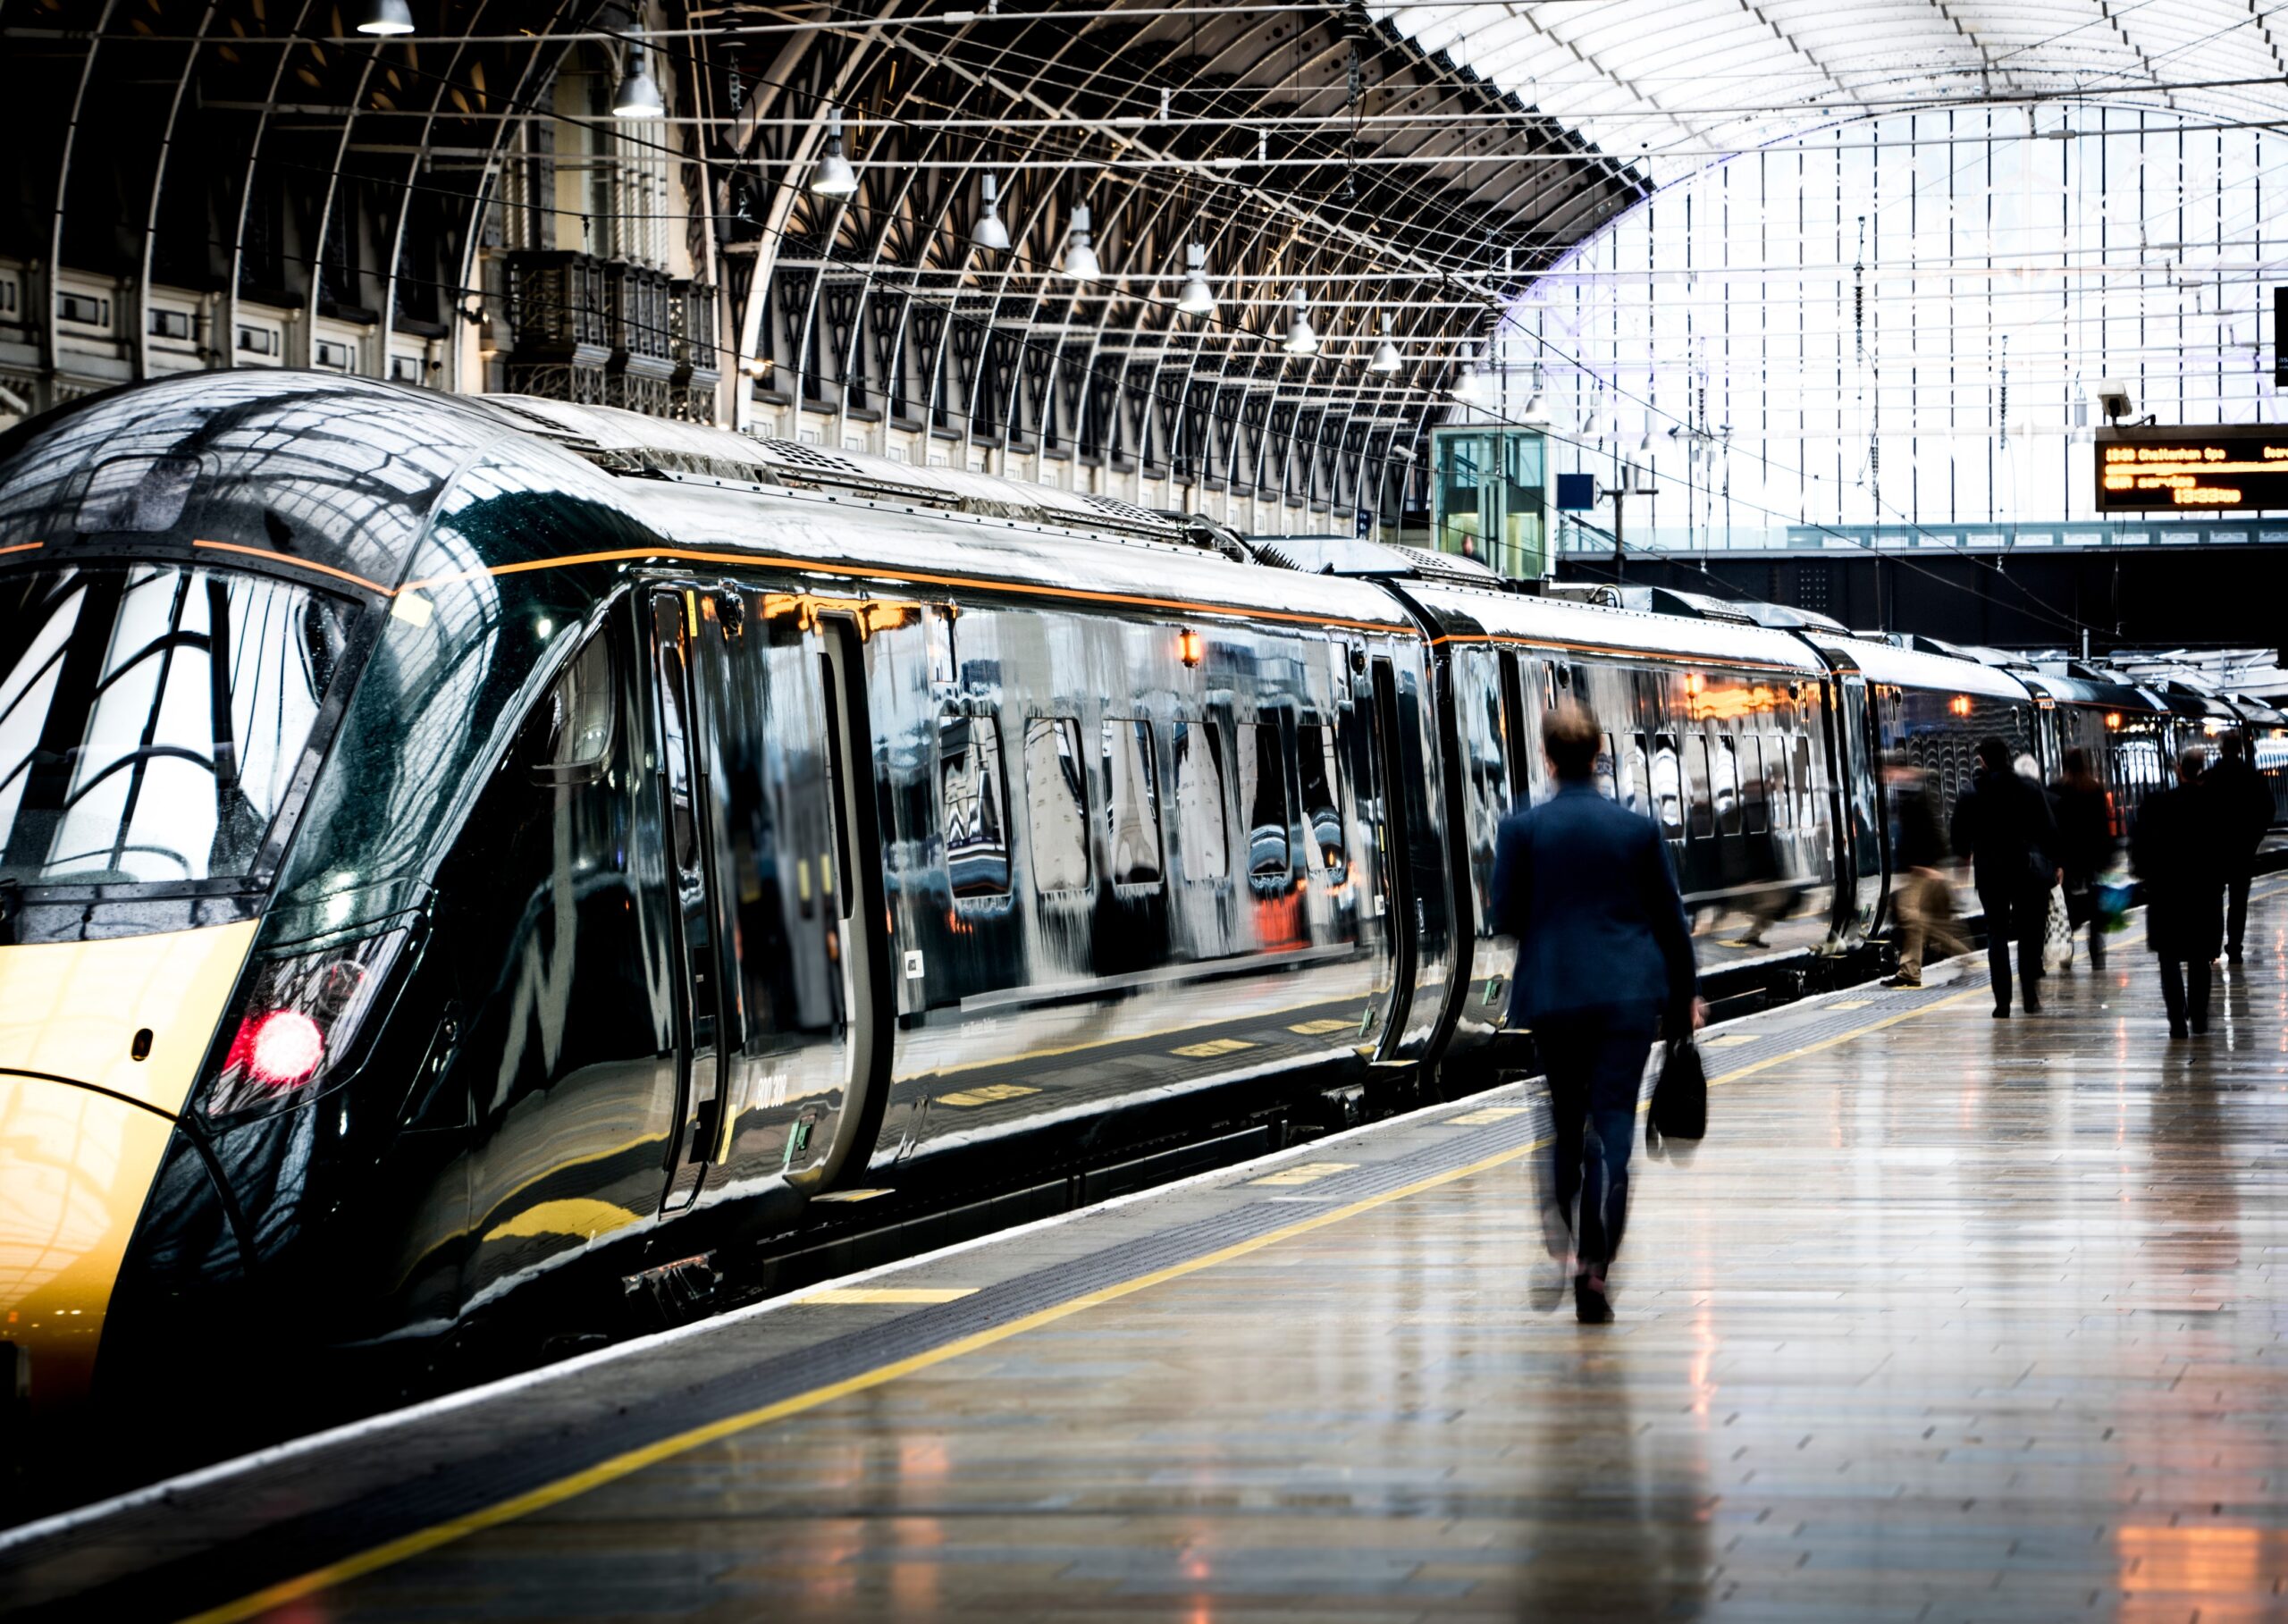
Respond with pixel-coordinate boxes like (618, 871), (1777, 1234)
(0, 563), (355, 891)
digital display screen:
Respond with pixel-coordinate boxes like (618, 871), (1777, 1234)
(2096, 426), (2288, 511)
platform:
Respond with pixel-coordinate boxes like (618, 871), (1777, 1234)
(4, 882), (2285, 1623)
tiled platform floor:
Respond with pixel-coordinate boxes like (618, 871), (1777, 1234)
(7, 883), (2285, 1623)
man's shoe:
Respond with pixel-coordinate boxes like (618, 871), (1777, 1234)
(2169, 1022), (2189, 1039)
(1882, 972), (1922, 989)
(2023, 998), (2043, 1014)
(1992, 1006), (2010, 1019)
(1574, 1274), (1613, 1325)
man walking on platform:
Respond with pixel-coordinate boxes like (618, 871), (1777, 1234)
(1949, 736), (2061, 1017)
(1492, 701), (1703, 1325)
(1880, 752), (1963, 989)
(2203, 733), (2273, 963)
(2050, 748), (2115, 972)
(2134, 748), (2226, 1038)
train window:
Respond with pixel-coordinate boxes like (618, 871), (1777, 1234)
(1650, 734), (1685, 837)
(1595, 733), (1619, 801)
(1685, 735), (1715, 840)
(1100, 718), (1163, 887)
(1173, 719), (1230, 880)
(653, 623), (699, 876)
(1627, 736), (1650, 816)
(1236, 720), (1292, 883)
(1712, 734), (1743, 836)
(533, 631), (615, 784)
(938, 711), (1012, 898)
(1296, 719), (1346, 882)
(1022, 716), (1090, 895)
(1742, 736), (1769, 836)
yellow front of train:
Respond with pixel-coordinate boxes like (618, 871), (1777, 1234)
(0, 921), (257, 1408)
(0, 372), (516, 1429)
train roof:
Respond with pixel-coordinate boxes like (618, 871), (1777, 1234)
(1401, 579), (1831, 675)
(618, 476), (1417, 636)
(1792, 629), (2032, 703)
(2013, 669), (2170, 714)
(0, 373), (1414, 638)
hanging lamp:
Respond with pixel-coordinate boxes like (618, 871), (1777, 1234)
(810, 106), (858, 198)
(972, 174), (1011, 253)
(354, 0), (414, 35)
(611, 46), (664, 119)
(1176, 244), (1215, 316)
(1282, 287), (1318, 356)
(1368, 313), (1401, 374)
(1060, 205), (1101, 282)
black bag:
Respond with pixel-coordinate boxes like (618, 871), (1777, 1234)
(1647, 1039), (1707, 1149)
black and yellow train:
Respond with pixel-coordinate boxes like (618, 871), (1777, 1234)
(0, 374), (2249, 1456)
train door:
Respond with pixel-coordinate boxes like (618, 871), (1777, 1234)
(1833, 673), (1885, 941)
(809, 611), (894, 1188)
(648, 589), (736, 1213)
(1367, 653), (1417, 1064)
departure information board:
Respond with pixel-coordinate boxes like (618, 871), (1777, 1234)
(2096, 426), (2288, 511)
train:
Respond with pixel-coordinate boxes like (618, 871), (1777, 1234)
(2, 373), (2280, 1440)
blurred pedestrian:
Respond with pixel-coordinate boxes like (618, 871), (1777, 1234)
(2050, 747), (2115, 972)
(2203, 732), (2273, 963)
(1493, 700), (1705, 1325)
(1880, 752), (1963, 988)
(2133, 747), (2225, 1037)
(1950, 736), (2062, 1017)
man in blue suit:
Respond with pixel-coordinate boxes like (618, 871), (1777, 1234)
(1492, 700), (1703, 1324)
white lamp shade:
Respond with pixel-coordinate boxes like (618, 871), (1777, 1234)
(1176, 243), (1214, 316)
(972, 175), (1011, 252)
(356, 0), (414, 35)
(1061, 205), (1101, 282)
(1368, 340), (1401, 374)
(1282, 289), (1317, 356)
(612, 55), (664, 119)
(811, 109), (858, 197)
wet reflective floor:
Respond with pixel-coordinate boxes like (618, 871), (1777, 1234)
(6, 884), (2285, 1623)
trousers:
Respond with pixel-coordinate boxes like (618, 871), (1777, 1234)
(1893, 871), (1965, 979)
(2226, 870), (2251, 958)
(2158, 957), (2211, 1032)
(1980, 885), (2047, 1012)
(1536, 1014), (1657, 1271)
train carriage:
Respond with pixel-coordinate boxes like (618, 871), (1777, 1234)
(0, 375), (1453, 1434)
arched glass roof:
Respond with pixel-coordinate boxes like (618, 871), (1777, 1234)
(1382, 1), (2288, 177)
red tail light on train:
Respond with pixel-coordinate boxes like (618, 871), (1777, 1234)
(202, 932), (409, 1118)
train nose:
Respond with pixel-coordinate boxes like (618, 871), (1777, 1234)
(0, 921), (257, 1408)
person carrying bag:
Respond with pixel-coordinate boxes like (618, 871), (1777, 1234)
(1492, 700), (1706, 1325)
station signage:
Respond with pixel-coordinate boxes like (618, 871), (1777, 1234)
(2096, 425), (2288, 512)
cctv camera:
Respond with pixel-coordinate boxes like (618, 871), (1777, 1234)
(2094, 380), (2133, 423)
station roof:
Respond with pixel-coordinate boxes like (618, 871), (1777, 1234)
(1379, 1), (2288, 175)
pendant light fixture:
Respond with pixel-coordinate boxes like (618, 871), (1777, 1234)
(1176, 244), (1215, 316)
(354, 0), (414, 35)
(611, 44), (664, 120)
(1450, 344), (1485, 403)
(972, 174), (1011, 253)
(1060, 205), (1101, 282)
(1282, 287), (1318, 356)
(810, 106), (858, 198)
(1367, 313), (1401, 374)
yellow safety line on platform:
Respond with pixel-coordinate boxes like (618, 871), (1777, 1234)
(178, 967), (2112, 1624)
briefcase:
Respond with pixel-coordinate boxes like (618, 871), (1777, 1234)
(1647, 1038), (1707, 1150)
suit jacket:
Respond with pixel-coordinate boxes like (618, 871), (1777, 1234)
(1948, 766), (2059, 900)
(2200, 758), (2274, 870)
(1491, 782), (1698, 1030)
